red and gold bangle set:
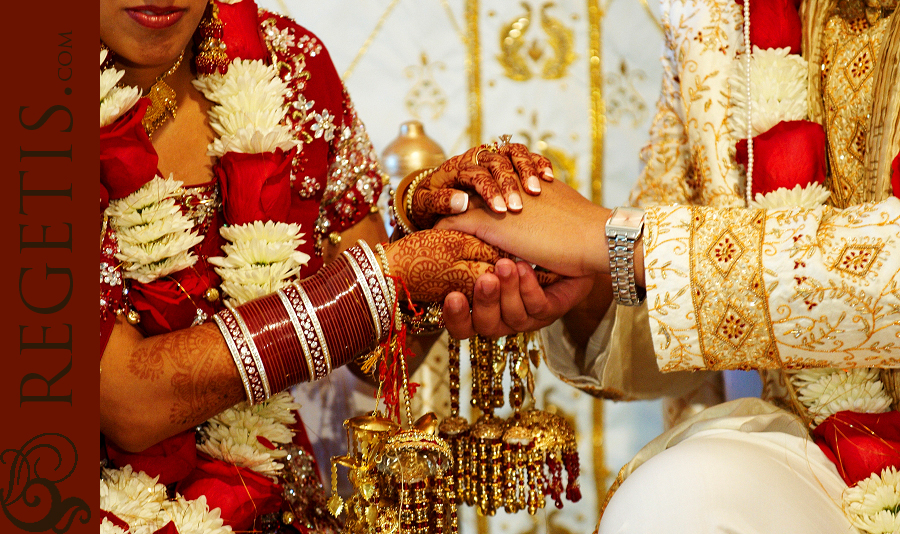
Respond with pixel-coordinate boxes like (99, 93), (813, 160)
(214, 240), (393, 404)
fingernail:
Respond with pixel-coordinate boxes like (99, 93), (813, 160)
(480, 278), (499, 298)
(497, 262), (513, 278)
(508, 193), (522, 210)
(492, 197), (507, 212)
(526, 176), (541, 193)
(450, 191), (469, 213)
(445, 295), (464, 314)
(542, 167), (554, 180)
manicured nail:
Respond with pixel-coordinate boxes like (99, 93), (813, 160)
(542, 167), (554, 180)
(526, 175), (541, 193)
(450, 191), (469, 213)
(492, 197), (507, 212)
(508, 192), (522, 210)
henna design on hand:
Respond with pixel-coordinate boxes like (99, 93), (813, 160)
(408, 143), (555, 229)
(385, 229), (502, 302)
(129, 323), (243, 426)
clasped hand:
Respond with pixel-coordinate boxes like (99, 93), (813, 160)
(384, 142), (605, 339)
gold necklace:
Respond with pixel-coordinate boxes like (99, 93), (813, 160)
(142, 50), (185, 138)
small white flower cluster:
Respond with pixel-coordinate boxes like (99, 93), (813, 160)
(101, 465), (231, 534)
(193, 59), (299, 157)
(209, 220), (310, 305)
(106, 176), (204, 284)
(844, 467), (900, 534)
(748, 182), (831, 209)
(100, 49), (141, 128)
(791, 368), (892, 427)
(728, 46), (808, 139)
(197, 391), (301, 477)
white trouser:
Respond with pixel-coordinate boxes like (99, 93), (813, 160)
(599, 429), (855, 534)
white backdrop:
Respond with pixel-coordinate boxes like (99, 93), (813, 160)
(257, 1), (668, 531)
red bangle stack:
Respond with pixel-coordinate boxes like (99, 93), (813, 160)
(214, 240), (394, 404)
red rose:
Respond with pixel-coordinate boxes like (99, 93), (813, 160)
(106, 431), (197, 486)
(891, 151), (900, 199)
(177, 454), (282, 532)
(153, 522), (178, 534)
(735, 120), (827, 199)
(100, 98), (160, 199)
(734, 0), (802, 54)
(215, 148), (296, 226)
(812, 411), (900, 486)
(128, 269), (217, 335)
(99, 510), (130, 531)
(216, 0), (268, 62)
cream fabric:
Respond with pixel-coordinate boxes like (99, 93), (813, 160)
(600, 413), (854, 533)
(646, 200), (900, 372)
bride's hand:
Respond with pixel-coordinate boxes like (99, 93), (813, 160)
(383, 229), (504, 303)
(405, 143), (553, 231)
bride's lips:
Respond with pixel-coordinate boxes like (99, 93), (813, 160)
(126, 6), (186, 29)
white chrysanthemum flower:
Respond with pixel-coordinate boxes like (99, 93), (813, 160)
(791, 368), (892, 426)
(198, 438), (284, 476)
(218, 220), (305, 244)
(100, 64), (123, 101)
(193, 59), (299, 157)
(100, 466), (167, 529)
(210, 221), (310, 305)
(100, 49), (141, 127)
(729, 46), (808, 138)
(844, 467), (900, 534)
(217, 260), (302, 287)
(101, 86), (142, 128)
(100, 518), (128, 534)
(748, 183), (831, 209)
(106, 176), (203, 284)
(209, 128), (297, 157)
(198, 393), (299, 475)
(106, 176), (183, 215)
(162, 495), (232, 534)
(252, 391), (301, 425)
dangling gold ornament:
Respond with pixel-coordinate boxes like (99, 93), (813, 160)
(142, 50), (185, 138)
(126, 309), (141, 325)
(440, 333), (582, 518)
(330, 317), (456, 534)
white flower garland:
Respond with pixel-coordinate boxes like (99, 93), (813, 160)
(101, 465), (232, 534)
(192, 59), (299, 158)
(194, 58), (308, 305)
(100, 49), (141, 128)
(197, 391), (301, 477)
(790, 368), (892, 427)
(105, 176), (204, 284)
(843, 467), (900, 534)
(102, 50), (311, 534)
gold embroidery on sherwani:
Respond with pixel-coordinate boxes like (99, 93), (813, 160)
(688, 207), (781, 369)
(821, 12), (890, 208)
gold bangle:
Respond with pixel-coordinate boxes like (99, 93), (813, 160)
(392, 167), (435, 235)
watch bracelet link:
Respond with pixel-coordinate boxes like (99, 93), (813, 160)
(607, 235), (645, 306)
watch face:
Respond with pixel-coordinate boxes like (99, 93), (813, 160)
(607, 207), (644, 238)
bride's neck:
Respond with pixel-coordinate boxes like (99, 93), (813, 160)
(117, 50), (194, 94)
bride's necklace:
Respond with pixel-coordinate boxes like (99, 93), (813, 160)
(141, 50), (185, 138)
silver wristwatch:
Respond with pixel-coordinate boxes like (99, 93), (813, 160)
(606, 207), (646, 306)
